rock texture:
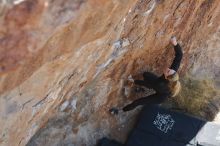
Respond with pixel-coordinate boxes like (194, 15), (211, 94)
(0, 0), (220, 146)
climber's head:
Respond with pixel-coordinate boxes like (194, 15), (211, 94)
(166, 71), (181, 97)
(164, 68), (176, 80)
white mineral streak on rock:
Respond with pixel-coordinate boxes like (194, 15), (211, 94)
(60, 100), (69, 112)
(208, 22), (213, 27)
(122, 38), (130, 47)
(94, 38), (130, 78)
(48, 87), (62, 100)
(71, 99), (77, 111)
(94, 58), (113, 78)
(13, 0), (26, 5)
(143, 0), (156, 16)
(163, 14), (170, 23)
(112, 39), (130, 57)
(113, 40), (122, 49)
(155, 30), (164, 38)
(123, 17), (126, 22)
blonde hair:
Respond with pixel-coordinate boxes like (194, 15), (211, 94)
(167, 73), (181, 97)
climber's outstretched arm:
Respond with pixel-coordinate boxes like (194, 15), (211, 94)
(159, 37), (183, 79)
(170, 43), (183, 72)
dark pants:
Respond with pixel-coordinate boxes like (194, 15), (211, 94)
(123, 72), (169, 112)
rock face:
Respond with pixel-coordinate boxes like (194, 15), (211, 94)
(0, 0), (220, 146)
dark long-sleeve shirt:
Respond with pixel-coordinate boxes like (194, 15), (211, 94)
(158, 43), (183, 81)
(170, 44), (183, 72)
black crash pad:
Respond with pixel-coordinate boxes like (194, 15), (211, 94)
(126, 105), (206, 146)
(98, 105), (207, 146)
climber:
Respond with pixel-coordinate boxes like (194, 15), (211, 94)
(110, 36), (183, 114)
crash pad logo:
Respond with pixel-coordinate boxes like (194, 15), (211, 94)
(153, 113), (175, 133)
